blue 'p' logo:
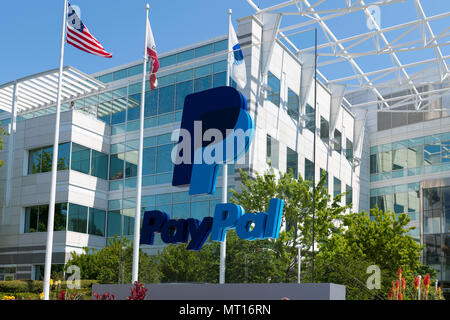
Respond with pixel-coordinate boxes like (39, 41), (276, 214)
(172, 86), (254, 195)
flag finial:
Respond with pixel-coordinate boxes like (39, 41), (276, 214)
(229, 9), (232, 15)
(146, 4), (150, 10)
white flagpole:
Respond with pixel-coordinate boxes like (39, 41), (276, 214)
(43, 0), (68, 300)
(219, 8), (232, 285)
(132, 3), (150, 284)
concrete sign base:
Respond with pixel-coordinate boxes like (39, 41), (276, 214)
(92, 283), (345, 300)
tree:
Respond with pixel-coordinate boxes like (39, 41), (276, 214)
(156, 231), (285, 283)
(65, 236), (161, 284)
(314, 207), (436, 300)
(156, 169), (349, 284)
(230, 169), (349, 282)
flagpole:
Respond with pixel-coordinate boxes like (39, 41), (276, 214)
(43, 0), (68, 300)
(219, 8), (232, 285)
(132, 3), (150, 284)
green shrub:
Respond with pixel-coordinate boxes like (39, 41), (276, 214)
(0, 281), (29, 293)
(0, 279), (99, 295)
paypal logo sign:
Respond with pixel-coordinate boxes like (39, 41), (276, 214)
(171, 86), (254, 195)
(140, 86), (284, 250)
(140, 199), (284, 251)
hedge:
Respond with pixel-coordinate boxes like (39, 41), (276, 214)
(0, 280), (99, 294)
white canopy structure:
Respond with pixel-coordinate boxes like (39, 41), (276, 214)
(0, 66), (105, 115)
(245, 0), (449, 111)
(245, 0), (449, 164)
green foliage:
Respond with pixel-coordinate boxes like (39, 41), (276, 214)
(231, 169), (349, 282)
(0, 280), (99, 294)
(64, 236), (161, 284)
(157, 231), (285, 283)
(314, 207), (429, 300)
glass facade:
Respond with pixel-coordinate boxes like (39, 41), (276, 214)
(305, 104), (315, 133)
(305, 158), (314, 182)
(96, 39), (227, 84)
(27, 143), (70, 174)
(287, 88), (299, 119)
(109, 133), (177, 191)
(106, 187), (231, 242)
(422, 185), (450, 283)
(28, 142), (108, 180)
(320, 116), (329, 143)
(334, 129), (342, 153)
(24, 203), (67, 233)
(24, 203), (105, 237)
(286, 147), (298, 178)
(370, 132), (450, 182)
(334, 177), (341, 198)
(96, 60), (228, 135)
(267, 72), (280, 106)
(370, 183), (420, 239)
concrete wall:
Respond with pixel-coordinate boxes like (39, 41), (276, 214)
(92, 283), (346, 300)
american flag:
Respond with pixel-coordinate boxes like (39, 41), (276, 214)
(146, 16), (159, 90)
(66, 3), (112, 58)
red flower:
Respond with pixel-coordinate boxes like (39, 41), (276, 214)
(423, 274), (430, 289)
(401, 278), (406, 291)
(388, 290), (393, 300)
(398, 291), (403, 300)
(398, 267), (402, 280)
(58, 290), (66, 300)
(396, 280), (400, 290)
(414, 276), (420, 290)
(127, 281), (148, 300)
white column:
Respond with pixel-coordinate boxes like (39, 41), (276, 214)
(43, 0), (68, 301)
(132, 3), (150, 284)
(3, 82), (18, 225)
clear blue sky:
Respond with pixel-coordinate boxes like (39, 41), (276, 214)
(0, 0), (255, 84)
(0, 0), (448, 85)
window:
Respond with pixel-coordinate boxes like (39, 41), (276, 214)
(156, 144), (174, 173)
(286, 147), (298, 178)
(266, 134), (279, 169)
(125, 151), (138, 178)
(334, 130), (342, 153)
(107, 211), (122, 237)
(158, 85), (175, 114)
(346, 138), (353, 160)
(71, 143), (90, 174)
(143, 147), (156, 175)
(305, 104), (315, 133)
(304, 158), (314, 182)
(27, 143), (70, 175)
(287, 89), (299, 119)
(267, 72), (280, 106)
(346, 185), (353, 206)
(109, 153), (124, 180)
(370, 154), (378, 174)
(175, 81), (193, 110)
(24, 204), (66, 233)
(194, 75), (212, 92)
(333, 177), (341, 198)
(89, 208), (106, 237)
(144, 91), (158, 117)
(91, 150), (108, 180)
(28, 148), (42, 174)
(68, 204), (88, 233)
(320, 116), (329, 143)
